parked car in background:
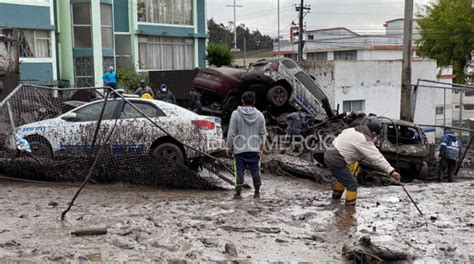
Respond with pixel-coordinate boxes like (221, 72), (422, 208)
(192, 58), (334, 123)
(6, 98), (225, 166)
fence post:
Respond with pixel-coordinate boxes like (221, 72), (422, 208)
(443, 86), (446, 126)
(459, 90), (463, 135)
(6, 101), (15, 132)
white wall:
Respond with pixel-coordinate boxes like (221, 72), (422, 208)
(332, 60), (438, 121)
(357, 50), (403, 60)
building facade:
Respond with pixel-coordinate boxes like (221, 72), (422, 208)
(0, 0), (207, 87)
(0, 0), (57, 84)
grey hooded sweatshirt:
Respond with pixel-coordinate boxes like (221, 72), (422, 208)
(226, 106), (267, 154)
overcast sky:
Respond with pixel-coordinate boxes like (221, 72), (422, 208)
(207, 0), (433, 39)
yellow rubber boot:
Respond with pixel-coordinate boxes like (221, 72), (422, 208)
(346, 191), (357, 206)
(332, 182), (345, 200)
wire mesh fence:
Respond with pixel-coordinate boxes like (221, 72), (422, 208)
(413, 79), (474, 141)
(0, 84), (228, 189)
(413, 79), (474, 174)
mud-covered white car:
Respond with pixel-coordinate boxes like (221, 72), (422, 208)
(6, 98), (225, 165)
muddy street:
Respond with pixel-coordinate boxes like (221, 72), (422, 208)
(0, 173), (472, 262)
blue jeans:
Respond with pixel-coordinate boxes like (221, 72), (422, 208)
(324, 155), (358, 192)
(233, 152), (261, 187)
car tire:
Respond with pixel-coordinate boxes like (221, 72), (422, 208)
(267, 85), (289, 107)
(223, 96), (239, 116)
(28, 138), (53, 159)
(152, 142), (185, 166)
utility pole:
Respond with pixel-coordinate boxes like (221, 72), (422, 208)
(226, 0), (243, 50)
(278, 0), (280, 54)
(243, 37), (247, 67)
(400, 0), (414, 121)
(296, 0), (310, 62)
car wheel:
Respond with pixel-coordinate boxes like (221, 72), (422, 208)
(267, 86), (289, 107)
(152, 143), (185, 166)
(28, 138), (53, 159)
(223, 96), (239, 116)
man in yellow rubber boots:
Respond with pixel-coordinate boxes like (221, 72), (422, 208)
(323, 120), (401, 205)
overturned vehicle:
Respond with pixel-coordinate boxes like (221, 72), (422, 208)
(192, 58), (334, 122)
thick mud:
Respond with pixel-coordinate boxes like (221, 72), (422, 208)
(0, 174), (472, 262)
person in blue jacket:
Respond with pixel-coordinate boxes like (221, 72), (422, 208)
(102, 66), (118, 89)
(438, 127), (462, 182)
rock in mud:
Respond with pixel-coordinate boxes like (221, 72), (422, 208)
(110, 236), (136, 250)
(342, 236), (410, 263)
(225, 242), (238, 257)
(48, 201), (58, 207)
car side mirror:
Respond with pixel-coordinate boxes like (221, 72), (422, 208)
(62, 112), (78, 121)
(309, 74), (316, 81)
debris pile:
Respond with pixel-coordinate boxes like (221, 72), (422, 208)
(342, 236), (411, 263)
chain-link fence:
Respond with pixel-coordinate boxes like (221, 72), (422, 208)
(0, 84), (229, 189)
(414, 79), (474, 140)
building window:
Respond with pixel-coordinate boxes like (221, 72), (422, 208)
(464, 104), (474, 110)
(101, 4), (113, 48)
(74, 57), (95, 87)
(18, 30), (51, 58)
(307, 34), (314, 40)
(343, 100), (365, 112)
(435, 106), (444, 115)
(72, 3), (92, 48)
(307, 52), (327, 61)
(138, 0), (193, 25)
(115, 35), (132, 68)
(138, 36), (194, 70)
(465, 90), (474, 96)
(334, 50), (357, 61)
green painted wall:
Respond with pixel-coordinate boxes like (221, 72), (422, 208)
(137, 24), (195, 38)
(196, 0), (206, 34)
(57, 0), (75, 85)
(20, 63), (54, 82)
(114, 0), (129, 32)
(198, 38), (206, 68)
(0, 3), (53, 30)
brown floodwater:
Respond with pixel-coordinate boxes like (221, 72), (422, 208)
(0, 173), (472, 262)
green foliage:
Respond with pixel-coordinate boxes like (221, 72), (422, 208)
(208, 19), (273, 51)
(416, 0), (474, 84)
(205, 42), (235, 67)
(116, 67), (148, 92)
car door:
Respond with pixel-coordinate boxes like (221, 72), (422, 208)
(111, 100), (167, 156)
(56, 99), (122, 156)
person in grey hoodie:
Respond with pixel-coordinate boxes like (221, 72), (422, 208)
(226, 91), (267, 199)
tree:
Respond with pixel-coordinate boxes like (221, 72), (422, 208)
(205, 42), (235, 67)
(416, 0), (474, 84)
(207, 19), (273, 51)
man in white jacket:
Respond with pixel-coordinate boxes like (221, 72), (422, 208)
(324, 120), (401, 205)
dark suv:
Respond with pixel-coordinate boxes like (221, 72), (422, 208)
(192, 58), (334, 120)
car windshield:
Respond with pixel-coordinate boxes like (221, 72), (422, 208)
(386, 125), (422, 145)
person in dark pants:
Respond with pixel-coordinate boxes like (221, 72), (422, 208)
(226, 91), (267, 199)
(438, 127), (461, 182)
(155, 84), (176, 104)
(324, 120), (401, 205)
